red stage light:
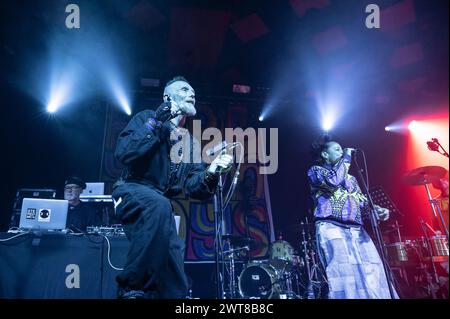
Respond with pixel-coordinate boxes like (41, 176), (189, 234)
(404, 115), (449, 230)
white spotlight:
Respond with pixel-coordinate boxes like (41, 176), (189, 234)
(258, 115), (264, 122)
(47, 102), (57, 113)
(408, 120), (418, 131)
(117, 94), (131, 115)
(322, 117), (333, 132)
(110, 80), (132, 115)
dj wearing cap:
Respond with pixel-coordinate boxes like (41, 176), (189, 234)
(64, 176), (102, 232)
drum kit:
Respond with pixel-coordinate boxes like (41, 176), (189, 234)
(218, 164), (448, 299)
(383, 165), (449, 298)
(222, 234), (304, 299)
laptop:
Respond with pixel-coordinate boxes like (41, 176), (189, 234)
(19, 198), (68, 231)
(81, 182), (105, 196)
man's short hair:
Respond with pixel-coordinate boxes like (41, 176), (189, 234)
(164, 76), (189, 90)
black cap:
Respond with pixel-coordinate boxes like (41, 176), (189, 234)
(64, 176), (86, 189)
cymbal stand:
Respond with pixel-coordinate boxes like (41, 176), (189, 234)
(422, 182), (449, 240)
(300, 222), (313, 299)
(278, 263), (299, 299)
(395, 220), (402, 243)
(418, 218), (440, 299)
(301, 220), (326, 299)
(223, 243), (248, 299)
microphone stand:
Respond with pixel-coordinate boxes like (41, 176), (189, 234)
(213, 175), (225, 299)
(353, 151), (397, 299)
(213, 145), (242, 299)
(430, 138), (449, 158)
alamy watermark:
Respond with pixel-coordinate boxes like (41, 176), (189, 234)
(65, 263), (80, 288)
(169, 120), (278, 175)
(65, 4), (80, 29)
(365, 4), (380, 29)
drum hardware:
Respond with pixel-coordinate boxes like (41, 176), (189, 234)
(300, 220), (327, 299)
(222, 235), (244, 299)
(418, 218), (443, 299)
(221, 235), (267, 299)
(384, 221), (421, 266)
(426, 138), (449, 158)
(403, 166), (449, 240)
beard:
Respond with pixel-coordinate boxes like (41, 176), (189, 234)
(182, 102), (196, 116)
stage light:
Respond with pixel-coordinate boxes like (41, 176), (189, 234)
(405, 115), (449, 227)
(385, 126), (391, 131)
(120, 99), (131, 116)
(322, 115), (334, 132)
(108, 75), (132, 115)
(258, 115), (264, 122)
(408, 120), (418, 131)
(47, 102), (57, 113)
(116, 92), (131, 115)
(46, 79), (72, 114)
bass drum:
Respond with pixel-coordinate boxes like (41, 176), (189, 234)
(238, 263), (280, 299)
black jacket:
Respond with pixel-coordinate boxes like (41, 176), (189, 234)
(115, 109), (216, 200)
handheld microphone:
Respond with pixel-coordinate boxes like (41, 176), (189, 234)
(346, 148), (360, 155)
(206, 141), (237, 156)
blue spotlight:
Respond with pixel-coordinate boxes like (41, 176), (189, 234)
(322, 115), (335, 132)
(109, 79), (132, 115)
(117, 92), (132, 116)
(384, 122), (407, 133)
(47, 102), (57, 113)
(258, 115), (264, 122)
(46, 75), (74, 113)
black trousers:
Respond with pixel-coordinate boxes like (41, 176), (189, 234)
(112, 182), (188, 298)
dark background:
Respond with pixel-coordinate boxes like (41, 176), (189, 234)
(0, 0), (448, 247)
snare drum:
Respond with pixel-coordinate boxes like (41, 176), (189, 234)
(270, 240), (294, 268)
(239, 263), (280, 299)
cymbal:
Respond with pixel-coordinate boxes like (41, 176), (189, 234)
(403, 166), (447, 185)
(222, 235), (266, 249)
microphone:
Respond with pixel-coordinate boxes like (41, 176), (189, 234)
(427, 140), (440, 152)
(345, 148), (360, 155)
(205, 141), (237, 156)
